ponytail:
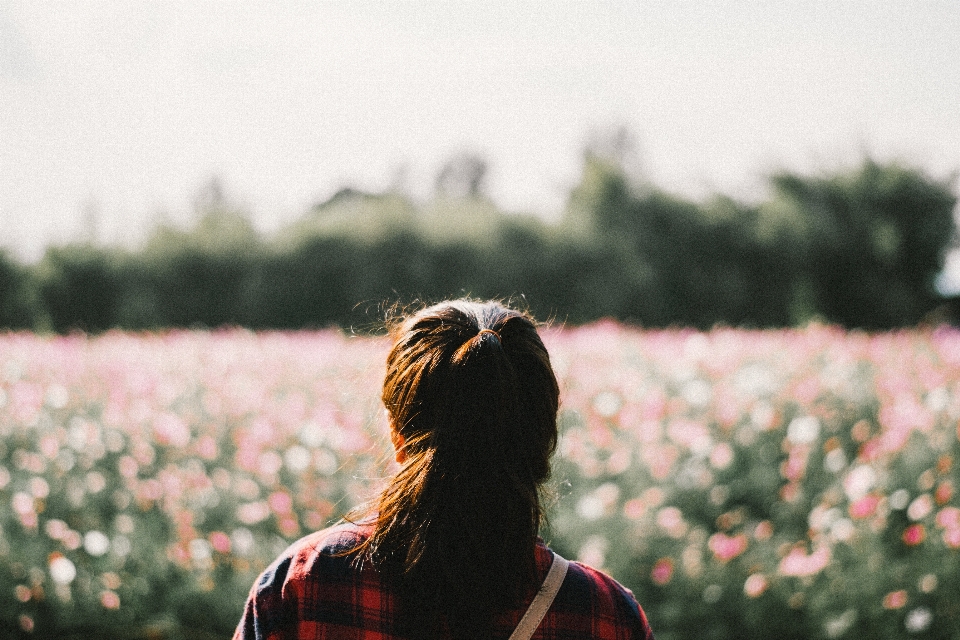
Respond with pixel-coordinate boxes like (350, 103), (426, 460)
(352, 300), (559, 639)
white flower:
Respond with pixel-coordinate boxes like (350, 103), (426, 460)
(907, 494), (933, 521)
(702, 584), (722, 603)
(824, 448), (846, 473)
(231, 528), (255, 556)
(681, 380), (712, 407)
(577, 535), (607, 568)
(284, 446), (311, 472)
(84, 531), (110, 557)
(844, 465), (876, 501)
(889, 489), (910, 510)
(830, 518), (855, 542)
(314, 449), (338, 476)
(592, 391), (622, 417)
(112, 535), (132, 557)
(45, 384), (69, 409)
(576, 495), (604, 520)
(824, 609), (857, 638)
(905, 607), (933, 633)
(189, 538), (212, 562)
(49, 556), (77, 585)
(787, 416), (820, 444)
(925, 388), (949, 412)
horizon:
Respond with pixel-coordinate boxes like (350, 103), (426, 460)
(3, 1), (959, 286)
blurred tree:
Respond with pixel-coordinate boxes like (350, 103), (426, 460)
(565, 151), (958, 329)
(246, 237), (345, 329)
(36, 245), (122, 333)
(434, 152), (489, 200)
(139, 178), (262, 328)
(584, 124), (645, 186)
(0, 250), (40, 330)
(12, 153), (956, 333)
(564, 153), (794, 327)
(769, 160), (957, 329)
(285, 188), (417, 244)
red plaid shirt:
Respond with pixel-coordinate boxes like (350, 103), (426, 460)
(234, 522), (655, 640)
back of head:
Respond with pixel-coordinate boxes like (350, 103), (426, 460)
(366, 299), (560, 638)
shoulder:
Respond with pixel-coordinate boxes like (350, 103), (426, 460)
(252, 521), (370, 597)
(287, 520), (370, 561)
(564, 560), (642, 613)
(234, 522), (386, 639)
(551, 555), (655, 640)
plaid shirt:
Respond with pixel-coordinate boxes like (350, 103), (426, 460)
(234, 522), (655, 640)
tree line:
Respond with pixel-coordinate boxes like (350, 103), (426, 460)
(1, 153), (956, 333)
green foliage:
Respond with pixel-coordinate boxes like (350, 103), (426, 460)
(564, 156), (804, 328)
(0, 251), (41, 331)
(768, 161), (957, 328)
(35, 246), (125, 334)
(0, 155), (956, 332)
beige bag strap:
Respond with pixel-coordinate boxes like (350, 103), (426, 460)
(508, 553), (570, 640)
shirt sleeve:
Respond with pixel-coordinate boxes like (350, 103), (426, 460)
(556, 560), (655, 640)
(614, 581), (655, 640)
(233, 555), (298, 640)
(630, 592), (656, 640)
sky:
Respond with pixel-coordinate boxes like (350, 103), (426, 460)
(3, 1), (960, 274)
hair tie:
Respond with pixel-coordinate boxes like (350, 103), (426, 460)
(477, 328), (501, 343)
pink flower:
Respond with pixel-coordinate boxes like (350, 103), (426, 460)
(651, 558), (674, 585)
(153, 413), (191, 448)
(902, 524), (926, 546)
(645, 445), (679, 480)
(744, 573), (768, 598)
(882, 590), (908, 610)
(935, 506), (960, 530)
(849, 494), (880, 519)
(11, 492), (34, 516)
(709, 443), (735, 470)
(708, 532), (748, 562)
(278, 515), (300, 538)
(209, 531), (231, 554)
(778, 545), (831, 577)
(753, 521), (774, 541)
(196, 435), (218, 460)
(622, 498), (645, 520)
(656, 507), (686, 537)
(943, 528), (960, 549)
(667, 419), (710, 451)
(9, 381), (44, 425)
(118, 456), (138, 478)
(781, 447), (810, 481)
(268, 491), (293, 514)
(236, 501), (270, 525)
(100, 590), (121, 610)
(935, 481), (954, 505)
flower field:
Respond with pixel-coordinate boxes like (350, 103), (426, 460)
(2, 324), (960, 639)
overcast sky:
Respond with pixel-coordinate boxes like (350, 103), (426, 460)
(3, 1), (959, 267)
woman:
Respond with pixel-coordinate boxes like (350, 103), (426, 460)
(234, 299), (655, 639)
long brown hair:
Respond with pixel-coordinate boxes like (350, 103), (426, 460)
(354, 299), (560, 638)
